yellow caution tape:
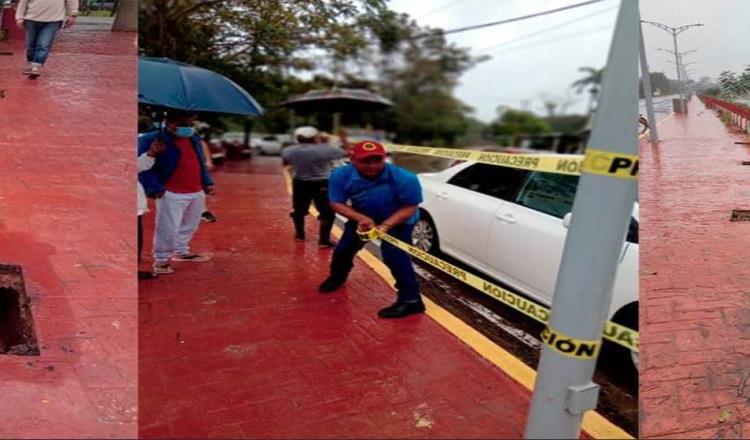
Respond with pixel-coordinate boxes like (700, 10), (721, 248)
(357, 228), (380, 242)
(387, 144), (639, 179)
(376, 230), (639, 353)
(581, 148), (639, 179)
(387, 144), (584, 175)
(541, 326), (601, 360)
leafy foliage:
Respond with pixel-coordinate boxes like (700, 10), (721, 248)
(138, 0), (486, 146)
(718, 66), (750, 100)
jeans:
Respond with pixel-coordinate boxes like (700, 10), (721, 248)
(153, 191), (205, 262)
(24, 20), (62, 65)
(329, 221), (421, 303)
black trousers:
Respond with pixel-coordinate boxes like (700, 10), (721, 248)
(291, 179), (335, 242)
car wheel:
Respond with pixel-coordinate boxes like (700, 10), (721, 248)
(412, 210), (439, 254)
(600, 302), (638, 387)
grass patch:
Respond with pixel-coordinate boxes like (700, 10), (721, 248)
(82, 10), (114, 17)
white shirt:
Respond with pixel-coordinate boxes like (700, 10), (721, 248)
(16, 0), (78, 22)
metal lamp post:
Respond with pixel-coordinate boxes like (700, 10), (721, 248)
(642, 20), (703, 113)
(524, 0), (639, 437)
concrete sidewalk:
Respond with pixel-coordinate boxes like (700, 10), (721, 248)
(0, 25), (137, 438)
(640, 99), (750, 438)
(137, 157), (626, 439)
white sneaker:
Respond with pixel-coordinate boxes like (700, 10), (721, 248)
(28, 64), (41, 79)
(152, 262), (174, 274)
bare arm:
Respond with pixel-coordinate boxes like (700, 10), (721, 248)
(331, 202), (375, 231)
(378, 205), (418, 233)
(201, 140), (214, 170)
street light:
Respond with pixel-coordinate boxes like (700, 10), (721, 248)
(642, 20), (703, 102)
(656, 48), (697, 57)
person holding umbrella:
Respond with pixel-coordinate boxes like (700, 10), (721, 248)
(137, 58), (263, 272)
(138, 111), (215, 274)
(15, 0), (78, 78)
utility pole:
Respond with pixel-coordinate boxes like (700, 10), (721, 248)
(639, 18), (659, 143)
(642, 20), (703, 112)
(524, 1), (639, 437)
(661, 49), (697, 102)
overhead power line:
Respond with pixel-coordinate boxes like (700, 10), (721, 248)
(478, 5), (616, 54)
(417, 0), (464, 20)
(485, 25), (613, 57)
(410, 0), (607, 40)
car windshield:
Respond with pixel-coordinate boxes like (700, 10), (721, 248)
(515, 172), (579, 219)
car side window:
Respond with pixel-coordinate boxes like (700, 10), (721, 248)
(515, 172), (580, 219)
(447, 163), (528, 201)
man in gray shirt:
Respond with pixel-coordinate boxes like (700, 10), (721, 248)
(282, 126), (347, 247)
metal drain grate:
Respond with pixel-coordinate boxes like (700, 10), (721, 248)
(0, 264), (40, 356)
(730, 210), (750, 222)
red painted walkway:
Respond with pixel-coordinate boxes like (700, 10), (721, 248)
(640, 99), (750, 438)
(138, 158), (536, 439)
(0, 25), (137, 438)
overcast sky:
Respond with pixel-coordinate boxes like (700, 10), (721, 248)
(386, 0), (749, 122)
(640, 0), (749, 83)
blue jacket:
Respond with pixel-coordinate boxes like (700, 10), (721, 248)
(137, 130), (214, 197)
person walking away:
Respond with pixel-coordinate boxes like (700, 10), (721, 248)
(319, 141), (425, 319)
(137, 137), (164, 279)
(281, 126), (346, 247)
(138, 111), (215, 274)
(15, 0), (78, 78)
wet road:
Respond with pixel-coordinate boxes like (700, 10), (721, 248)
(639, 95), (677, 123)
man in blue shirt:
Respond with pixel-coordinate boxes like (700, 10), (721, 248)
(319, 141), (425, 318)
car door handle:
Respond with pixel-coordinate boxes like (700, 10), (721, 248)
(494, 213), (516, 224)
(436, 192), (449, 200)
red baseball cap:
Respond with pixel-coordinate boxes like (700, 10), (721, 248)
(351, 140), (387, 160)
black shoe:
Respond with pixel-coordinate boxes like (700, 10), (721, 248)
(318, 276), (345, 293)
(201, 211), (217, 222)
(138, 270), (158, 280)
(377, 301), (426, 318)
(318, 240), (337, 249)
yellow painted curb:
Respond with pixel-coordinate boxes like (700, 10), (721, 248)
(281, 167), (633, 439)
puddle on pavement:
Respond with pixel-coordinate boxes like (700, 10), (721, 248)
(0, 264), (40, 356)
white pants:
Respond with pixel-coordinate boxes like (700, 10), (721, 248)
(153, 191), (205, 262)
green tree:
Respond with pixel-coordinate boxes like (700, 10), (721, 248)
(571, 66), (604, 116)
(544, 115), (588, 133)
(489, 107), (552, 146)
(718, 66), (750, 100)
(364, 14), (486, 145)
(137, 1), (483, 146)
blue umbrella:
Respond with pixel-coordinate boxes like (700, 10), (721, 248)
(138, 57), (264, 116)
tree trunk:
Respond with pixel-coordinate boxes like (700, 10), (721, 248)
(111, 0), (137, 32)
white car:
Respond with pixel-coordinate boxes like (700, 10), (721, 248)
(413, 161), (638, 372)
(251, 134), (289, 155)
